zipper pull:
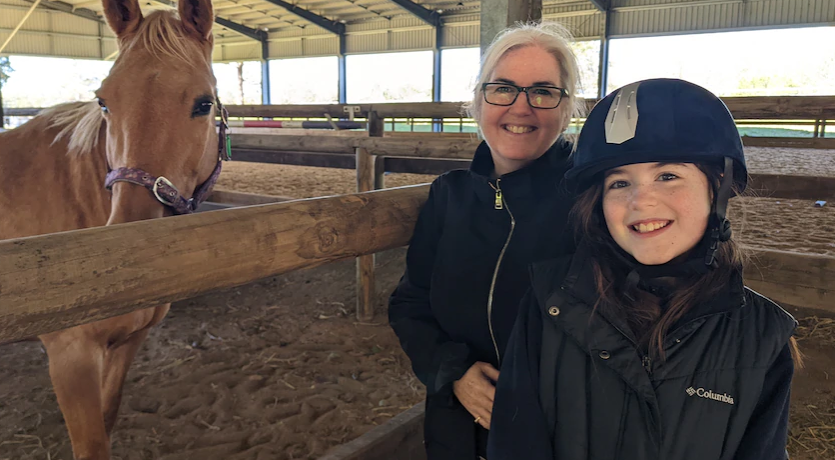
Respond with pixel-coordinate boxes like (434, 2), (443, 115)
(642, 355), (653, 376)
(494, 180), (503, 210)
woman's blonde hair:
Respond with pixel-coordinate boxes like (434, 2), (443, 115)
(463, 21), (583, 132)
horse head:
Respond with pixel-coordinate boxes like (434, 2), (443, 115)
(98, 0), (225, 223)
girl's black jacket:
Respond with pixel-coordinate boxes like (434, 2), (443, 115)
(487, 242), (798, 460)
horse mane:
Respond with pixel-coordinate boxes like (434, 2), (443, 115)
(44, 102), (105, 156)
(41, 9), (209, 156)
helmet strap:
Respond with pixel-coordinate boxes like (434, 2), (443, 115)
(704, 157), (734, 268)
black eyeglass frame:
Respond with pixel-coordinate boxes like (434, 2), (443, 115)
(481, 82), (569, 109)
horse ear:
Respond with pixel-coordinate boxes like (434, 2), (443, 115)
(102, 0), (144, 38)
(179, 0), (214, 41)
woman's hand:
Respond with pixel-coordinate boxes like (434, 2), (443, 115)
(453, 361), (500, 430)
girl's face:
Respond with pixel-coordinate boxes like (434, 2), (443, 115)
(602, 162), (712, 266)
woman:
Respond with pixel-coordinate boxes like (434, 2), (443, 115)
(488, 78), (801, 460)
(388, 22), (583, 460)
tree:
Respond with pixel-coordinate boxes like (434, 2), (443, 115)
(235, 61), (245, 104)
(0, 56), (13, 128)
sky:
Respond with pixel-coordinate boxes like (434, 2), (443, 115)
(2, 25), (834, 109)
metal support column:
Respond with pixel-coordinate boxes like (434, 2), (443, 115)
(261, 38), (271, 104)
(0, 78), (5, 129)
(480, 0), (541, 55)
(338, 34), (347, 104)
(432, 25), (443, 132)
(597, 9), (610, 99)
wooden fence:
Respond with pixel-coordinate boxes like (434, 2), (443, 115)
(1, 185), (833, 345)
(6, 95), (834, 138)
(225, 134), (835, 199)
(213, 129), (835, 319)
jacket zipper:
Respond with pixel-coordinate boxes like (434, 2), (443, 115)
(641, 355), (652, 377)
(487, 179), (515, 366)
(600, 315), (654, 379)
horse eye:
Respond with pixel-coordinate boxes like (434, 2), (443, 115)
(97, 98), (109, 114)
(192, 101), (214, 117)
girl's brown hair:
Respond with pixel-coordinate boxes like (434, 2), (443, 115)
(571, 163), (802, 366)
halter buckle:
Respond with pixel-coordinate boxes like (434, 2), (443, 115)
(152, 176), (180, 205)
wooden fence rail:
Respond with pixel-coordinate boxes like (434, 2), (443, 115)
(0, 186), (428, 343)
(1, 185), (833, 345)
(230, 134), (477, 159)
(223, 96), (835, 121)
(227, 141), (835, 201)
(7, 95), (835, 122)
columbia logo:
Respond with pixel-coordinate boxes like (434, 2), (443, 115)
(686, 386), (735, 405)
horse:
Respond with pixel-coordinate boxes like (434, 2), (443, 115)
(0, 0), (229, 458)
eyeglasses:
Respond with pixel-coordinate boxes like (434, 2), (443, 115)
(482, 83), (568, 109)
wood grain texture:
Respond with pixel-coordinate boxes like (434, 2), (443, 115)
(742, 137), (835, 150)
(742, 247), (835, 313)
(317, 404), (425, 460)
(747, 174), (835, 200)
(230, 135), (479, 159)
(12, 97), (834, 122)
(356, 147), (377, 321)
(0, 186), (431, 343)
(1, 187), (832, 342)
(226, 102), (466, 119)
(208, 190), (294, 205)
(222, 96), (835, 121)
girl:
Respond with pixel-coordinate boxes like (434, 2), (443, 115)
(488, 78), (800, 460)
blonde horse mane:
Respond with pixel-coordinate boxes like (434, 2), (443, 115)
(45, 102), (105, 156)
(42, 9), (208, 156)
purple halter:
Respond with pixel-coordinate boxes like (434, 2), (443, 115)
(104, 100), (231, 215)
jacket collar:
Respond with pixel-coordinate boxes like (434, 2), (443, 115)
(559, 239), (747, 327)
(543, 240), (747, 405)
(470, 137), (572, 204)
(470, 137), (572, 179)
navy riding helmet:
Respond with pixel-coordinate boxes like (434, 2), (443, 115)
(566, 78), (748, 269)
(566, 78), (746, 191)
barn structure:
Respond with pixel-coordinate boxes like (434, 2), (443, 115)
(1, 1), (835, 459)
(2, 0), (835, 104)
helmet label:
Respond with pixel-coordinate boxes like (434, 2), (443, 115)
(605, 81), (641, 145)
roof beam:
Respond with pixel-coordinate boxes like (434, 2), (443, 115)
(149, 0), (267, 42)
(215, 16), (268, 41)
(0, 0), (44, 55)
(387, 0), (439, 26)
(20, 0), (102, 23)
(259, 0), (345, 35)
(588, 0), (608, 11)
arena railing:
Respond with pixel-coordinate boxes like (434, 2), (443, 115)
(5, 95), (833, 138)
(0, 186), (832, 343)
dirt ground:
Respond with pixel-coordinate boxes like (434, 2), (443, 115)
(1, 146), (834, 460)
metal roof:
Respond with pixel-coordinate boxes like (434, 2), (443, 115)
(1, 0), (833, 61)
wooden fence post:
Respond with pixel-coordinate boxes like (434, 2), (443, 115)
(367, 111), (385, 190)
(368, 110), (385, 138)
(356, 146), (376, 322)
(374, 156), (386, 191)
(354, 111), (386, 321)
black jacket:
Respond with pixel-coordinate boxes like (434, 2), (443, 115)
(389, 139), (576, 460)
(488, 242), (797, 460)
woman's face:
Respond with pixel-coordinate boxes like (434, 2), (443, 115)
(480, 45), (567, 176)
(602, 162), (712, 266)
